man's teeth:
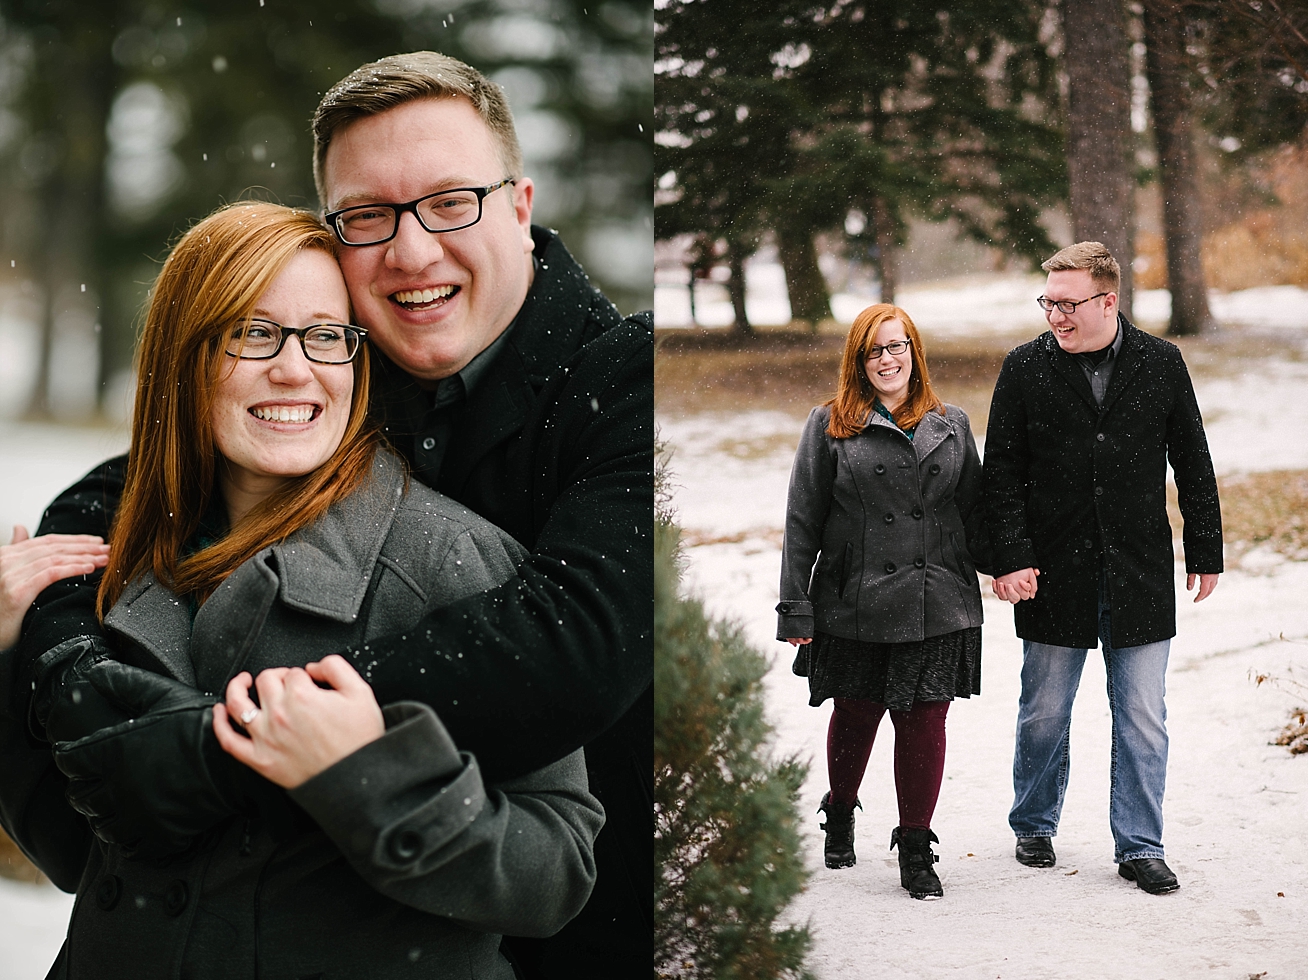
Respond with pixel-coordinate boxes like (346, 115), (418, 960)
(394, 285), (456, 304)
(252, 405), (314, 423)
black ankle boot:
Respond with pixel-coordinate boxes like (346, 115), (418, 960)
(817, 792), (861, 869)
(890, 826), (943, 899)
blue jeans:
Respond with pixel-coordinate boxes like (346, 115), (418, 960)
(1009, 595), (1170, 863)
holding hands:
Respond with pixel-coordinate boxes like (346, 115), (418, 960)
(0, 525), (110, 651)
(993, 567), (1040, 604)
(214, 655), (385, 789)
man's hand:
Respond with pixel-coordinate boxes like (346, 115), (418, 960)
(52, 659), (287, 860)
(0, 526), (109, 651)
(784, 637), (812, 647)
(1187, 573), (1219, 603)
(214, 656), (384, 790)
(993, 567), (1040, 604)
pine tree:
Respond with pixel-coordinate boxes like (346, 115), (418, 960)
(654, 453), (812, 980)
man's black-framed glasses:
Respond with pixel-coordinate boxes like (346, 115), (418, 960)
(324, 178), (517, 246)
(224, 319), (367, 364)
(865, 339), (912, 358)
(1036, 292), (1108, 315)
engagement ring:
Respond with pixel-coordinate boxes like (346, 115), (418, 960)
(240, 707), (260, 725)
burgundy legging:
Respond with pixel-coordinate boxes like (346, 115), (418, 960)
(827, 697), (950, 829)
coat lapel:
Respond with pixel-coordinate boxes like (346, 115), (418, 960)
(1045, 332), (1099, 413)
(270, 450), (405, 622)
(188, 451), (405, 693)
(103, 574), (197, 685)
(1099, 317), (1144, 416)
(912, 410), (952, 462)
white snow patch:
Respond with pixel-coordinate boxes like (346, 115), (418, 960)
(0, 877), (73, 979)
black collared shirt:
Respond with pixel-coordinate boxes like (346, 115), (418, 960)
(1076, 320), (1124, 406)
(403, 322), (516, 483)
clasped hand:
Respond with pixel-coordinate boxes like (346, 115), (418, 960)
(213, 655), (385, 790)
(992, 567), (1040, 604)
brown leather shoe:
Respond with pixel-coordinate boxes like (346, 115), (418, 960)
(1118, 858), (1179, 894)
(1015, 836), (1056, 867)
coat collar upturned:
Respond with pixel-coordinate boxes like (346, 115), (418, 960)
(104, 450), (406, 691)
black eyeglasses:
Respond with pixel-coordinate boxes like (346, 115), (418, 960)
(1037, 292), (1108, 315)
(865, 339), (912, 358)
(324, 178), (517, 246)
(224, 319), (367, 364)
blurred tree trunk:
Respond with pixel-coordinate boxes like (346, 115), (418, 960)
(1144, 0), (1216, 336)
(19, 12), (116, 419)
(871, 195), (899, 306)
(1062, 0), (1136, 320)
(775, 228), (828, 332)
(724, 241), (753, 336)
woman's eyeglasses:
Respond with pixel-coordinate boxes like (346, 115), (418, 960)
(224, 319), (367, 364)
(865, 339), (912, 358)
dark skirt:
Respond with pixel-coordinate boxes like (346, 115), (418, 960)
(793, 627), (982, 712)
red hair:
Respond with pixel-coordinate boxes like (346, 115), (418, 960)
(826, 303), (944, 438)
(97, 202), (380, 616)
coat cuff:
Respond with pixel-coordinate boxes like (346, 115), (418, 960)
(775, 599), (814, 641)
(991, 540), (1039, 579)
(290, 701), (486, 872)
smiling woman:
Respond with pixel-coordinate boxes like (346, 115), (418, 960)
(0, 200), (602, 980)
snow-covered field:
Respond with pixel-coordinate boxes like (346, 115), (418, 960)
(658, 279), (1308, 979)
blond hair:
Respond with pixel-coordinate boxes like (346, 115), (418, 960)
(98, 202), (379, 615)
(1041, 241), (1121, 294)
(827, 304), (944, 438)
(312, 51), (523, 206)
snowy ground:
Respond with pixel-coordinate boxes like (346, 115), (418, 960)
(658, 280), (1308, 979)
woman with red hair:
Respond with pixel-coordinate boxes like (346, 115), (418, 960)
(777, 303), (988, 900)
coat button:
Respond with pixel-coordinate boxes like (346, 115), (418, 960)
(912, 507), (923, 519)
(421, 436), (436, 451)
(874, 463), (886, 475)
(95, 875), (122, 911)
(1095, 486), (1104, 496)
(884, 561), (896, 574)
(164, 880), (188, 917)
(390, 830), (423, 861)
(1096, 433), (1105, 442)
(929, 464), (941, 475)
(1084, 539), (1094, 549)
(914, 557), (925, 568)
(883, 512), (895, 524)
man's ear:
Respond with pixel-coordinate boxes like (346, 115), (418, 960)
(1103, 290), (1119, 319)
(512, 177), (535, 253)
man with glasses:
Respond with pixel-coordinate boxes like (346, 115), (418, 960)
(983, 241), (1222, 894)
(13, 52), (651, 977)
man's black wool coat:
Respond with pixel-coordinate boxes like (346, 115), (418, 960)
(983, 316), (1222, 649)
(9, 227), (653, 977)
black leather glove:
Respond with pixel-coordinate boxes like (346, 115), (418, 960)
(51, 659), (291, 860)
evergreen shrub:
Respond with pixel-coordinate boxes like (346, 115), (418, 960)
(654, 453), (813, 979)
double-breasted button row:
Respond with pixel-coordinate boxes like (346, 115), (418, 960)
(94, 875), (187, 915)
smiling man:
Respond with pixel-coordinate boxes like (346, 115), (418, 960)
(983, 241), (1222, 895)
(9, 52), (652, 978)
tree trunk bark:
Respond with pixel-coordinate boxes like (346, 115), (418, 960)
(725, 242), (753, 336)
(1143, 0), (1216, 336)
(775, 227), (829, 331)
(1061, 0), (1136, 320)
(871, 196), (899, 306)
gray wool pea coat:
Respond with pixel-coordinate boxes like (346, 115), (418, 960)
(777, 404), (988, 644)
(53, 450), (604, 980)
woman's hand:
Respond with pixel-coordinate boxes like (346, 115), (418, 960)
(0, 525), (110, 651)
(785, 637), (812, 647)
(213, 655), (385, 789)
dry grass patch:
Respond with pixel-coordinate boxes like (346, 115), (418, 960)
(1216, 469), (1308, 561)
